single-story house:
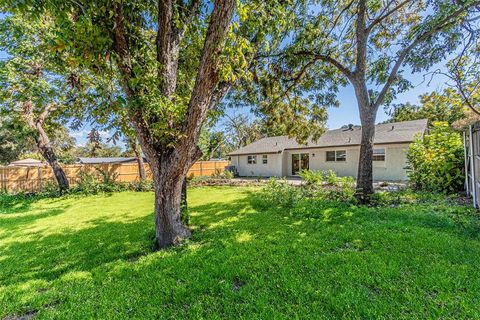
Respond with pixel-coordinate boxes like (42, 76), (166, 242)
(228, 119), (428, 181)
(8, 158), (45, 167)
(76, 157), (146, 165)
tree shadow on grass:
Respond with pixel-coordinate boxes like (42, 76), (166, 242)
(0, 192), (119, 215)
(0, 215), (155, 286)
(0, 190), (254, 286)
(0, 208), (69, 241)
(0, 194), (50, 215)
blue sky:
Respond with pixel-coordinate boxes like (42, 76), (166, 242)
(326, 68), (448, 129)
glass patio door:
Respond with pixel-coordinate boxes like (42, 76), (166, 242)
(292, 153), (309, 175)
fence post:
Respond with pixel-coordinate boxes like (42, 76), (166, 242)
(464, 131), (470, 195)
(38, 166), (42, 192)
(469, 125), (477, 208)
(200, 161), (203, 176)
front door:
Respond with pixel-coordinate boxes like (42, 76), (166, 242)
(292, 153), (309, 175)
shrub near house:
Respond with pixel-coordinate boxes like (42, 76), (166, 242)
(407, 122), (464, 192)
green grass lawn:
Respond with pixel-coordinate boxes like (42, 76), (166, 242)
(1, 187), (480, 319)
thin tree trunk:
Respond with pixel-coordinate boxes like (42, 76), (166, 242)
(22, 102), (69, 191)
(133, 147), (146, 181)
(36, 129), (69, 191)
(356, 119), (375, 195)
(137, 155), (146, 181)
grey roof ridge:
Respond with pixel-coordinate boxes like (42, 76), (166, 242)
(227, 119), (428, 156)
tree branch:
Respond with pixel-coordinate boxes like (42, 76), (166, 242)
(156, 0), (200, 97)
(325, 0), (355, 39)
(37, 104), (56, 125)
(156, 0), (177, 96)
(457, 81), (480, 116)
(295, 50), (355, 81)
(179, 0), (236, 161)
(367, 0), (413, 31)
(282, 58), (318, 96)
(111, 3), (155, 153)
(112, 2), (133, 88)
(372, 2), (480, 110)
(355, 0), (368, 77)
(22, 101), (35, 129)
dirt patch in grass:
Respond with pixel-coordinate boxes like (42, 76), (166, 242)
(3, 310), (38, 320)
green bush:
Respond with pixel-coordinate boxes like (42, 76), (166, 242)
(324, 176), (356, 201)
(70, 169), (127, 194)
(262, 178), (303, 208)
(325, 170), (339, 186)
(211, 169), (234, 179)
(128, 180), (154, 192)
(262, 171), (357, 211)
(300, 170), (355, 200)
(407, 122), (464, 193)
(299, 169), (324, 185)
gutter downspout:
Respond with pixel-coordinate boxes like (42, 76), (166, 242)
(469, 125), (477, 208)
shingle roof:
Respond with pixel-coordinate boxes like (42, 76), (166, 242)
(228, 119), (428, 156)
(76, 157), (139, 164)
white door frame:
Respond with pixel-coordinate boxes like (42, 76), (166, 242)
(291, 153), (309, 176)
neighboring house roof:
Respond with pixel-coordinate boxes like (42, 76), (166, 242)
(76, 157), (140, 164)
(228, 119), (428, 156)
(8, 158), (45, 167)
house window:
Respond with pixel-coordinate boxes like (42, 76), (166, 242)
(373, 148), (386, 161)
(326, 150), (347, 162)
(247, 155), (256, 164)
(262, 155), (268, 164)
(326, 151), (335, 162)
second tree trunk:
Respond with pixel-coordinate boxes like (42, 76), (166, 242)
(356, 109), (376, 200)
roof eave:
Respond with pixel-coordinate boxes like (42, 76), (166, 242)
(227, 150), (283, 156)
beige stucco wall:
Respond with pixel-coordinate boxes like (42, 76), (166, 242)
(232, 143), (410, 181)
(288, 144), (409, 180)
(230, 153), (283, 177)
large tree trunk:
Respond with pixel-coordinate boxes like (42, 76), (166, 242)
(150, 156), (192, 248)
(111, 0), (235, 249)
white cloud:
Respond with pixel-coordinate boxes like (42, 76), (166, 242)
(98, 130), (111, 139)
(70, 129), (89, 138)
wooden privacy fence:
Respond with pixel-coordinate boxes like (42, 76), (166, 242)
(0, 160), (230, 194)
